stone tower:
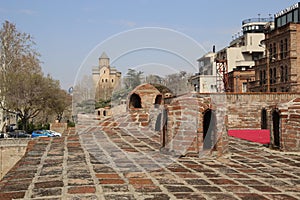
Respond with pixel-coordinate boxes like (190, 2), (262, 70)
(92, 52), (121, 101)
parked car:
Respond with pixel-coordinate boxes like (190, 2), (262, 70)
(46, 130), (62, 137)
(8, 130), (31, 138)
(31, 130), (62, 138)
(31, 130), (54, 138)
(0, 133), (8, 138)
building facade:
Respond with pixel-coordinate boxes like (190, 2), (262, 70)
(249, 3), (300, 92)
(189, 52), (218, 93)
(92, 52), (121, 100)
(228, 69), (255, 92)
(216, 17), (272, 92)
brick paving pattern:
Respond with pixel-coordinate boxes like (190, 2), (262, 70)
(0, 118), (300, 199)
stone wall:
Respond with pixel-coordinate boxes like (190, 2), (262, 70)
(0, 139), (30, 180)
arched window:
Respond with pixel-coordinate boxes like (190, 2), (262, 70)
(273, 68), (277, 83)
(105, 79), (108, 82)
(103, 110), (106, 116)
(285, 66), (288, 82)
(270, 69), (273, 84)
(280, 66), (284, 82)
(129, 93), (142, 108)
(112, 79), (114, 83)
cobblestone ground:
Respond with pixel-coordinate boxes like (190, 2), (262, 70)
(0, 123), (300, 199)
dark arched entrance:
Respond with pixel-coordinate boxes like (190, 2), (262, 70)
(261, 108), (267, 129)
(154, 95), (163, 108)
(272, 110), (280, 147)
(203, 109), (216, 149)
(129, 93), (142, 108)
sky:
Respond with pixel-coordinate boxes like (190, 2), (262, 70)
(0, 0), (298, 90)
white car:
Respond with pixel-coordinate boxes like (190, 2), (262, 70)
(47, 130), (62, 137)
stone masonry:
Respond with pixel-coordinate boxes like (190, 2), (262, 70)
(0, 125), (300, 199)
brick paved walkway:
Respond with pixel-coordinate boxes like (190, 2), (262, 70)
(0, 124), (300, 199)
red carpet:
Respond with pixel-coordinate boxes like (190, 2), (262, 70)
(228, 130), (270, 144)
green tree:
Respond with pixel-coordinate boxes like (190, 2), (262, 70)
(123, 69), (143, 89)
(0, 21), (71, 131)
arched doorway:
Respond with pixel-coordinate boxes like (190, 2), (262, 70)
(154, 95), (163, 108)
(272, 110), (280, 147)
(203, 109), (216, 149)
(129, 93), (142, 108)
(261, 108), (267, 129)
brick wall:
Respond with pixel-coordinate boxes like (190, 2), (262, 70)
(163, 93), (228, 157)
(222, 93), (300, 129)
(278, 98), (300, 151)
(163, 92), (300, 155)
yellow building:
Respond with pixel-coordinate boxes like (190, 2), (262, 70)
(92, 52), (121, 100)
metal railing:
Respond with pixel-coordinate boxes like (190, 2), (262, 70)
(242, 17), (273, 25)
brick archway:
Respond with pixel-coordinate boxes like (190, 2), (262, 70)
(129, 93), (142, 108)
(261, 108), (268, 129)
(154, 95), (163, 108)
(203, 109), (216, 150)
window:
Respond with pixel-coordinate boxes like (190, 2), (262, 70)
(274, 68), (277, 83)
(102, 79), (104, 82)
(277, 17), (282, 27)
(288, 12), (293, 23)
(270, 69), (273, 84)
(242, 82), (247, 92)
(282, 15), (287, 26)
(112, 79), (114, 83)
(105, 79), (108, 82)
(285, 66), (289, 82)
(280, 66), (284, 82)
(294, 9), (299, 22)
(280, 40), (284, 59)
(259, 71), (262, 86)
(284, 38), (288, 58)
(273, 42), (277, 60)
